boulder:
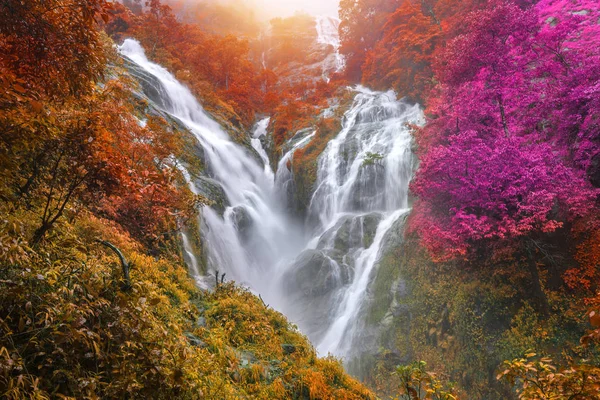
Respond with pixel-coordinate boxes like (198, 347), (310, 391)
(184, 332), (207, 347)
(229, 206), (253, 243)
(289, 249), (350, 297)
(193, 176), (229, 216)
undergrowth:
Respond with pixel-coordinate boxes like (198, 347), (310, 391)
(0, 205), (374, 399)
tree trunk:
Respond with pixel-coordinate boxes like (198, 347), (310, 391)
(31, 222), (51, 247)
(525, 250), (550, 316)
(497, 94), (510, 137)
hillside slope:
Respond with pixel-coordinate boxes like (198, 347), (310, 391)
(0, 206), (374, 399)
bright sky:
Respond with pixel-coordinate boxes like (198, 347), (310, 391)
(250, 0), (340, 19)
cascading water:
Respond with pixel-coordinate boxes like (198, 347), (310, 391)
(118, 39), (302, 297)
(276, 86), (423, 360)
(251, 117), (274, 180)
(274, 129), (316, 210)
(315, 15), (346, 80)
(119, 38), (422, 372)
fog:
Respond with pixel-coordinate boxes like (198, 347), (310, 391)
(174, 0), (340, 20)
(252, 0), (339, 18)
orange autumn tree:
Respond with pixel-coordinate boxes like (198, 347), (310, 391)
(563, 229), (600, 293)
(339, 0), (401, 81)
(12, 71), (194, 248)
(0, 0), (195, 248)
(86, 78), (197, 250)
(0, 0), (110, 194)
(126, 0), (266, 127)
(0, 0), (110, 99)
(362, 0), (442, 102)
(0, 0), (110, 241)
(361, 0), (488, 102)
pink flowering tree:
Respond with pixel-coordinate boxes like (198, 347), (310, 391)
(410, 0), (600, 313)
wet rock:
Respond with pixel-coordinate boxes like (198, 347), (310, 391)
(289, 249), (350, 297)
(320, 213), (383, 252)
(238, 350), (257, 367)
(195, 316), (207, 328)
(347, 163), (387, 211)
(189, 140), (210, 174)
(229, 206), (253, 243)
(122, 56), (174, 110)
(363, 213), (382, 248)
(379, 212), (409, 251)
(279, 246), (354, 341)
(193, 176), (229, 216)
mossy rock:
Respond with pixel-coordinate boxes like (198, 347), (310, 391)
(192, 176), (229, 216)
(290, 249), (351, 297)
(230, 206), (253, 243)
(317, 213), (383, 253)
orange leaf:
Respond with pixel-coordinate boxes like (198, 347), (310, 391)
(13, 84), (26, 94)
(590, 311), (600, 328)
(30, 100), (43, 113)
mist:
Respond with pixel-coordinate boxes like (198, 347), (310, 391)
(252, 0), (339, 18)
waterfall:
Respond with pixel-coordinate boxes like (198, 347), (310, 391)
(251, 117), (273, 179)
(277, 86), (423, 359)
(118, 39), (302, 297)
(274, 129), (316, 209)
(315, 15), (346, 77)
(119, 38), (422, 368)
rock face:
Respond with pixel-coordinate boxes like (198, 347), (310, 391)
(347, 163), (387, 211)
(282, 248), (352, 341)
(229, 206), (253, 243)
(345, 214), (412, 380)
(290, 249), (352, 297)
(317, 213), (383, 253)
(193, 176), (230, 216)
(279, 212), (394, 348)
(121, 56), (174, 110)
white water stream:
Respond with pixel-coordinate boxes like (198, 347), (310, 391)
(119, 38), (422, 365)
(283, 87), (422, 357)
(119, 39), (301, 296)
(315, 15), (346, 79)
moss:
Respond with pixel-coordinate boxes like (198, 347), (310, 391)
(363, 233), (600, 399)
(366, 250), (402, 325)
(362, 152), (384, 167)
(291, 117), (342, 213)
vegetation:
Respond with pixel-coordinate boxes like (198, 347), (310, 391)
(362, 240), (600, 399)
(498, 353), (600, 399)
(340, 0), (600, 397)
(3, 0), (600, 399)
(0, 1), (375, 398)
(0, 207), (374, 399)
(395, 361), (457, 400)
(290, 117), (343, 212)
(362, 152), (385, 167)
